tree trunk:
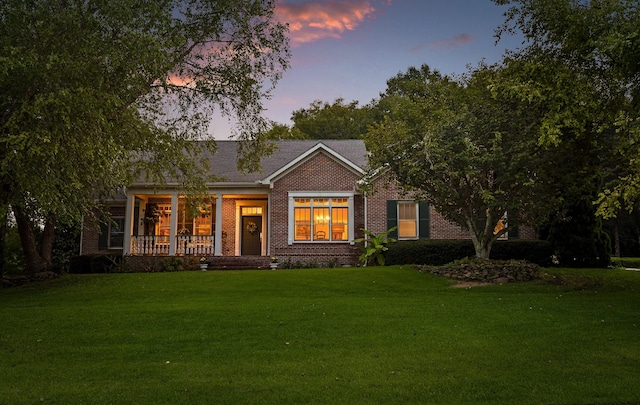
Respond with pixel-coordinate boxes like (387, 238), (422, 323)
(40, 215), (56, 269)
(468, 227), (492, 259)
(613, 218), (621, 258)
(467, 214), (495, 259)
(0, 207), (6, 276)
(13, 205), (48, 275)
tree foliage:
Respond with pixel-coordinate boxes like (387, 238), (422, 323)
(493, 0), (640, 217)
(289, 98), (375, 139)
(364, 64), (550, 259)
(0, 0), (290, 274)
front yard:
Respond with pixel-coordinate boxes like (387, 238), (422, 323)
(1, 266), (639, 404)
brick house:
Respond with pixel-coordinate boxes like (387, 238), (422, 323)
(80, 139), (535, 267)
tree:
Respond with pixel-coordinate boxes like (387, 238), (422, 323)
(0, 0), (289, 274)
(538, 132), (612, 267)
(289, 98), (375, 139)
(263, 122), (309, 140)
(493, 0), (640, 218)
(364, 64), (550, 259)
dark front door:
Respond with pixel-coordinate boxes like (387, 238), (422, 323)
(241, 216), (262, 256)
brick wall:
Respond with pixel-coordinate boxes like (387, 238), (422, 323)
(269, 151), (362, 266)
(222, 198), (236, 256)
(367, 173), (537, 240)
(81, 206), (125, 255)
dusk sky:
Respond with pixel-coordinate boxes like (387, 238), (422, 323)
(211, 0), (525, 139)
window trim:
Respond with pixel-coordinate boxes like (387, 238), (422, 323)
(288, 192), (355, 245)
(108, 217), (125, 249)
(397, 201), (419, 240)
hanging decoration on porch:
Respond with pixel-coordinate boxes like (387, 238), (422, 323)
(246, 221), (258, 235)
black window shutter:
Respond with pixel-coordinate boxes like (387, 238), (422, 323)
(418, 202), (430, 238)
(98, 222), (109, 250)
(507, 209), (519, 239)
(386, 200), (398, 239)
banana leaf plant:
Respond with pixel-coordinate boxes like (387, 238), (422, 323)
(354, 227), (397, 266)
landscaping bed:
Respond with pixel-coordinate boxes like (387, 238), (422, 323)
(417, 258), (540, 283)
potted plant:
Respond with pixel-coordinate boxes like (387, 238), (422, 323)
(270, 256), (278, 270)
(199, 256), (208, 270)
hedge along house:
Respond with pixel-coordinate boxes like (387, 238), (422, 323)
(80, 139), (536, 269)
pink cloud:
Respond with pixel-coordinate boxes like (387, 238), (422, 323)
(410, 33), (474, 52)
(276, 0), (378, 46)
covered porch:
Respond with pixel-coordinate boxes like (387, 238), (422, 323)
(122, 189), (269, 257)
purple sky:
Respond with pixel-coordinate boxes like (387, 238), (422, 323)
(210, 0), (524, 139)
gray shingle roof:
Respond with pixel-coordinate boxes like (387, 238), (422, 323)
(203, 139), (367, 183)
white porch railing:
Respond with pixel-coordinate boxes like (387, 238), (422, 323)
(130, 235), (215, 256)
(175, 235), (215, 256)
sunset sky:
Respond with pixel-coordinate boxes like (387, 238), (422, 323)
(211, 0), (525, 138)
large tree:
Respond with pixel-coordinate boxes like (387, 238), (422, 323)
(291, 98), (375, 139)
(493, 0), (640, 217)
(364, 64), (550, 259)
(0, 0), (289, 274)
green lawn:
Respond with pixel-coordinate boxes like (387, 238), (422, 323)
(1, 266), (639, 404)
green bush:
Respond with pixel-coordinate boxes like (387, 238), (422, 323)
(385, 239), (553, 266)
(159, 257), (184, 272)
(385, 240), (475, 266)
(491, 240), (554, 266)
(69, 255), (122, 274)
(611, 257), (640, 268)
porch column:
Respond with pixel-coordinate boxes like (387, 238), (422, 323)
(169, 193), (179, 256)
(214, 193), (223, 256)
(123, 191), (135, 255)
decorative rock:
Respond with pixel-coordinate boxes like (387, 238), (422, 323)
(493, 277), (509, 284)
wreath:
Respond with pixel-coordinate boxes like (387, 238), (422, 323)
(246, 221), (258, 235)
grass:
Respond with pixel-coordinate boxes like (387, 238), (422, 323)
(1, 266), (640, 404)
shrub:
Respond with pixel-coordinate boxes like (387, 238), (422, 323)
(69, 255), (122, 274)
(354, 227), (396, 266)
(386, 240), (475, 266)
(159, 257), (184, 272)
(611, 257), (640, 269)
(385, 239), (553, 266)
(490, 240), (554, 266)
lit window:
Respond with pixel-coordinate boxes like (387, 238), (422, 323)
(154, 202), (214, 237)
(398, 202), (418, 239)
(292, 197), (351, 242)
(495, 213), (508, 240)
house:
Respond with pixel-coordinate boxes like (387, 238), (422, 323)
(80, 140), (535, 268)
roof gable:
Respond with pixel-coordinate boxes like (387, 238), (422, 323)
(259, 141), (366, 185)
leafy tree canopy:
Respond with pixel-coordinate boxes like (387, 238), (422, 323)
(493, 0), (640, 217)
(0, 0), (290, 273)
(270, 98), (375, 140)
(364, 64), (551, 259)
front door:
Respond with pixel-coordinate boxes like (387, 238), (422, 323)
(241, 215), (262, 256)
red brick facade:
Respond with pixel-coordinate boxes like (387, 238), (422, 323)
(80, 141), (536, 266)
(268, 151), (362, 266)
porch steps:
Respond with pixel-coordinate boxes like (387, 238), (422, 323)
(205, 256), (271, 270)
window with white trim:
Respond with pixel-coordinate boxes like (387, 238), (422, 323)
(290, 195), (352, 242)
